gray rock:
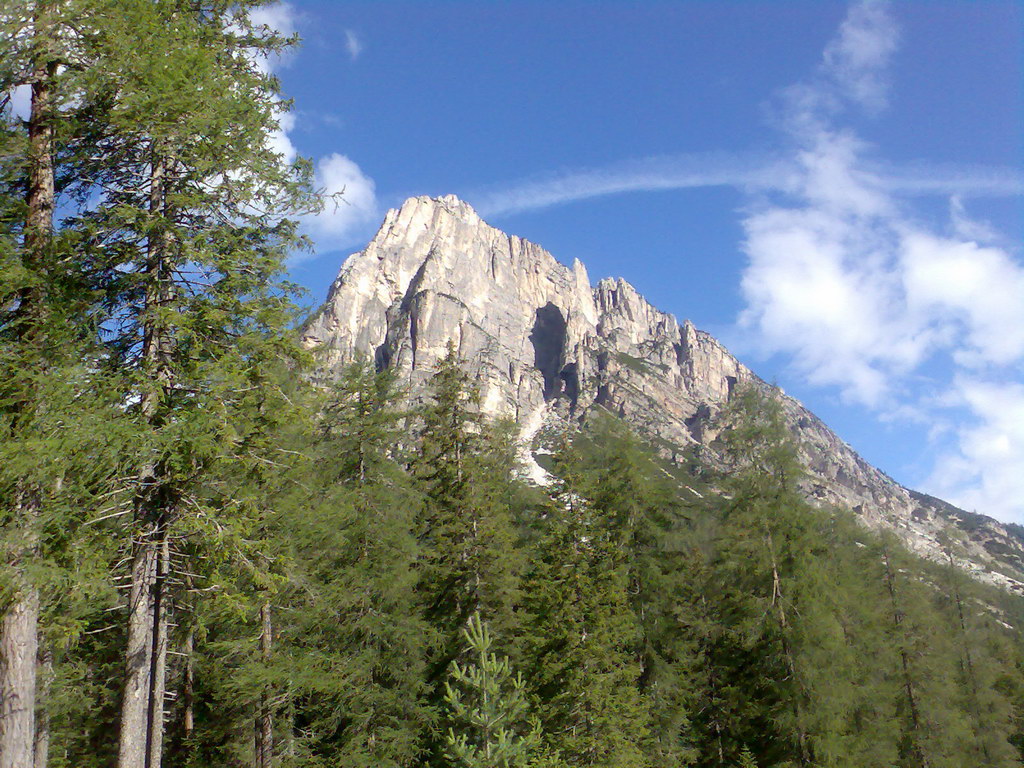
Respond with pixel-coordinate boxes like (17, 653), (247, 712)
(303, 194), (1024, 592)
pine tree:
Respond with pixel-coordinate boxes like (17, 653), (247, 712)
(935, 536), (1020, 767)
(519, 434), (650, 768)
(811, 513), (902, 767)
(702, 386), (866, 767)
(166, 355), (315, 768)
(735, 746), (758, 768)
(1, 4), (131, 766)
(994, 633), (1024, 762)
(556, 414), (699, 767)
(708, 387), (813, 765)
(295, 360), (431, 767)
(0, 2), (61, 760)
(443, 613), (539, 768)
(47, 3), (318, 765)
(880, 539), (944, 768)
(215, 359), (432, 768)
(414, 347), (522, 708)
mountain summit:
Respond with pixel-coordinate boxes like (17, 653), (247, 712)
(303, 194), (1024, 589)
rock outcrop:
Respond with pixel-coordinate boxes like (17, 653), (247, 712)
(303, 194), (1024, 591)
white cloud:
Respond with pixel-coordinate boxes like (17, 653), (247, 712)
(739, 203), (921, 407)
(798, 131), (891, 217)
(734, 0), (1024, 521)
(247, 2), (298, 75)
(901, 231), (1024, 367)
(822, 0), (899, 112)
(244, 4), (378, 257)
(296, 153), (379, 257)
(927, 379), (1024, 520)
(344, 29), (363, 61)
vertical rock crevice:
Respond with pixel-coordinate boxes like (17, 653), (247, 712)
(530, 303), (567, 400)
(559, 362), (579, 410)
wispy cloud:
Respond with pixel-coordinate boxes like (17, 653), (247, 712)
(821, 0), (899, 113)
(465, 0), (1013, 223)
(733, 0), (1024, 521)
(878, 162), (1024, 198)
(472, 152), (781, 218)
(344, 29), (363, 61)
(469, 154), (1021, 221)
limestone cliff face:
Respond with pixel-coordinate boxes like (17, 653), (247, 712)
(303, 195), (1024, 591)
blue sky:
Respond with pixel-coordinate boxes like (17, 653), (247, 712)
(255, 0), (1022, 522)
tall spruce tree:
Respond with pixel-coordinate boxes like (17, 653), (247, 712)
(415, 351), (520, 644)
(413, 346), (525, 765)
(0, 4), (60, 762)
(703, 386), (862, 767)
(49, 3), (317, 765)
(0, 4), (131, 766)
(556, 415), (700, 767)
(874, 533), (1005, 768)
(519, 433), (651, 768)
(275, 359), (432, 768)
(935, 536), (1020, 767)
(158, 354), (316, 768)
(811, 513), (903, 766)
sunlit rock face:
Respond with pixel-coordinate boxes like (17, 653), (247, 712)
(304, 194), (1024, 591)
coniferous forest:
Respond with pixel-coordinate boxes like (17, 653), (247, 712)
(2, 3), (1024, 767)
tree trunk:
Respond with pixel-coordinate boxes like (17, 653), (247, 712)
(182, 628), (194, 741)
(0, 586), (39, 768)
(24, 68), (56, 260)
(882, 548), (930, 768)
(118, 531), (156, 768)
(118, 151), (174, 768)
(118, 516), (170, 768)
(146, 535), (170, 768)
(764, 522), (810, 768)
(2, 13), (56, 764)
(33, 644), (51, 768)
(255, 601), (274, 768)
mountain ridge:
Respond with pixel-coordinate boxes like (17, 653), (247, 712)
(303, 194), (1024, 591)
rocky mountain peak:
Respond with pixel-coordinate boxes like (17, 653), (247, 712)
(304, 195), (1024, 592)
(303, 194), (600, 419)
